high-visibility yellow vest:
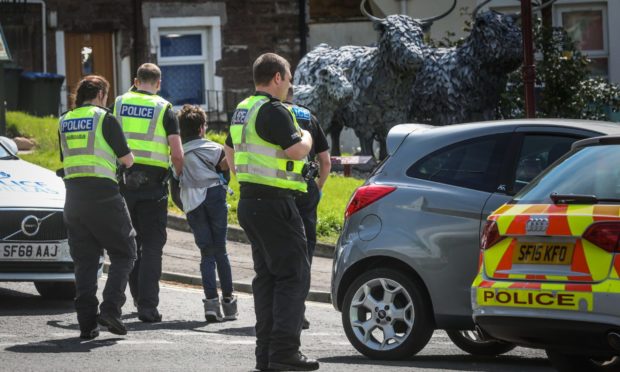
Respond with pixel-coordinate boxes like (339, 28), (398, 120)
(229, 95), (307, 192)
(59, 106), (117, 181)
(113, 90), (170, 169)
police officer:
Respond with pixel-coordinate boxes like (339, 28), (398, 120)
(59, 75), (136, 339)
(113, 63), (183, 323)
(285, 89), (331, 331)
(224, 53), (319, 371)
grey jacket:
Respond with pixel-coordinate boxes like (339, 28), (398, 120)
(178, 138), (223, 213)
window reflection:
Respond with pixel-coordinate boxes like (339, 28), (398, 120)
(81, 46), (93, 75)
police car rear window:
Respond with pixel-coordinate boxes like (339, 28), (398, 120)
(514, 145), (620, 204)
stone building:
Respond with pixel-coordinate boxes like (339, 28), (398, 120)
(0, 0), (306, 118)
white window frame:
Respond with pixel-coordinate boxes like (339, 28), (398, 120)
(157, 28), (208, 63)
(149, 16), (223, 110)
(554, 3), (609, 75)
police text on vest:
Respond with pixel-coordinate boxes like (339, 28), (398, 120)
(120, 104), (155, 119)
(61, 118), (94, 133)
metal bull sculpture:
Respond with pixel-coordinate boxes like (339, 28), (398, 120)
(294, 0), (456, 157)
(410, 0), (557, 125)
(292, 65), (354, 133)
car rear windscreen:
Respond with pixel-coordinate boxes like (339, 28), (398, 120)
(513, 145), (620, 204)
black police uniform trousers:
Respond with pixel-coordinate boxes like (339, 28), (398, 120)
(121, 184), (168, 313)
(238, 196), (310, 364)
(64, 194), (136, 332)
(294, 179), (320, 263)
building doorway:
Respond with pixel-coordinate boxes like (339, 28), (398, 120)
(64, 32), (115, 107)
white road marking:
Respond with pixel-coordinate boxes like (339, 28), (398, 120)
(302, 332), (344, 337)
(49, 333), (80, 337)
(116, 339), (173, 345)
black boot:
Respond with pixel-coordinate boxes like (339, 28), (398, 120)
(79, 325), (100, 340)
(97, 313), (127, 335)
(268, 352), (319, 371)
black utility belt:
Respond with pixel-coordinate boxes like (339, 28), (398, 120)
(240, 191), (296, 200)
(121, 169), (166, 190)
(239, 189), (302, 200)
(239, 182), (305, 199)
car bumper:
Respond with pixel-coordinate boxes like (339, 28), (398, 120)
(0, 260), (77, 281)
(0, 239), (80, 281)
(475, 315), (620, 356)
(331, 235), (347, 311)
(472, 279), (620, 355)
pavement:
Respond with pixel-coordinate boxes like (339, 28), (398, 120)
(107, 213), (336, 304)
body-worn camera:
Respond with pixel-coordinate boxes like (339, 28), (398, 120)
(302, 161), (319, 182)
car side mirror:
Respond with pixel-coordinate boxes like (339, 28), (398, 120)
(0, 136), (18, 156)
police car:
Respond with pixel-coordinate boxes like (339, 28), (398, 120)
(472, 136), (620, 371)
(0, 137), (83, 299)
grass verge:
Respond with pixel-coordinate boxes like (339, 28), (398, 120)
(8, 111), (364, 244)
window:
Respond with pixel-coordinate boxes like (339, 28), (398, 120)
(81, 46), (93, 75)
(556, 5), (609, 77)
(511, 135), (578, 194)
(515, 145), (620, 204)
(407, 134), (508, 192)
(150, 17), (222, 110)
(158, 29), (207, 106)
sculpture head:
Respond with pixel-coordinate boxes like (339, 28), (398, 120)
(468, 0), (560, 70)
(469, 9), (523, 70)
(316, 65), (354, 103)
(359, 0), (456, 72)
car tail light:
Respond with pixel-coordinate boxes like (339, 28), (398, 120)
(582, 222), (620, 253)
(344, 185), (396, 218)
(481, 220), (504, 250)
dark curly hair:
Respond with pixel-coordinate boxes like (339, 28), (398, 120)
(178, 104), (207, 140)
(74, 75), (109, 107)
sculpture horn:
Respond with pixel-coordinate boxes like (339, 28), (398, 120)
(472, 0), (493, 19)
(360, 0), (385, 22)
(419, 0), (457, 25)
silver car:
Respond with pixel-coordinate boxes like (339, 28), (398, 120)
(331, 119), (620, 360)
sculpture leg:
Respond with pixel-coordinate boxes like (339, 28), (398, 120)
(328, 123), (343, 156)
(379, 138), (387, 160)
(359, 136), (374, 157)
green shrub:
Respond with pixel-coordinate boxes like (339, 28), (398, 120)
(205, 131), (227, 145)
(499, 23), (620, 120)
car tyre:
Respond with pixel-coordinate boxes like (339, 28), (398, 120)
(446, 329), (516, 356)
(546, 350), (620, 372)
(34, 281), (75, 300)
(342, 268), (433, 360)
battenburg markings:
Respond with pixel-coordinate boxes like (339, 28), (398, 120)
(292, 106), (311, 121)
(120, 104), (155, 119)
(61, 118), (94, 133)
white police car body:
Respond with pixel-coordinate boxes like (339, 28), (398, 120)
(0, 137), (88, 299)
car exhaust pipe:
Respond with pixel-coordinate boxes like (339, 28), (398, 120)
(608, 331), (620, 351)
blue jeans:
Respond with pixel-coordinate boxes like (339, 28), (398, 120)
(186, 186), (233, 299)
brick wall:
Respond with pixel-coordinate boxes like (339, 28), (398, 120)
(0, 0), (302, 94)
(0, 3), (44, 71)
